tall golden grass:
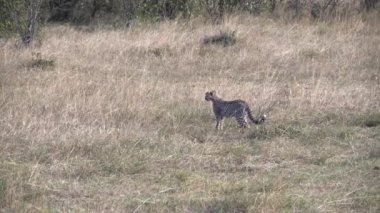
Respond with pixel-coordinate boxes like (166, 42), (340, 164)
(0, 14), (379, 212)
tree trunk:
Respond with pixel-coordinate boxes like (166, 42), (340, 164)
(11, 0), (42, 47)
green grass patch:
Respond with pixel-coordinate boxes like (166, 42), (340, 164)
(124, 195), (250, 213)
(189, 197), (248, 213)
(300, 48), (320, 59)
(30, 58), (55, 70)
(281, 195), (316, 212)
(0, 179), (5, 205)
(22, 186), (45, 202)
(0, 161), (47, 209)
(26, 52), (56, 70)
(249, 122), (357, 145)
(174, 170), (192, 183)
(98, 150), (147, 176)
(353, 113), (380, 128)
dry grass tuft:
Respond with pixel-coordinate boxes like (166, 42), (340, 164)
(0, 15), (379, 212)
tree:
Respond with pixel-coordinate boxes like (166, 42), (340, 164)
(14, 0), (43, 47)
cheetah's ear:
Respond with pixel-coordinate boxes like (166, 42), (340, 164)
(210, 90), (216, 96)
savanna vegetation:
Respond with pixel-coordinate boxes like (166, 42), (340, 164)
(0, 0), (379, 212)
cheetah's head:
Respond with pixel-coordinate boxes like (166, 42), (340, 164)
(205, 90), (216, 101)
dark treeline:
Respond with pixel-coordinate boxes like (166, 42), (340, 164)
(1, 0), (379, 44)
(41, 0), (380, 23)
(3, 1), (380, 23)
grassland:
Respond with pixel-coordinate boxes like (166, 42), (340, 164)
(0, 14), (379, 212)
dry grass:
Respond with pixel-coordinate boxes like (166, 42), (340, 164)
(1, 14), (379, 212)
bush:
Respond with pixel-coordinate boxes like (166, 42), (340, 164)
(72, 0), (94, 24)
(135, 0), (203, 21)
(202, 30), (236, 47)
(29, 52), (56, 70)
(0, 0), (25, 37)
(353, 113), (380, 128)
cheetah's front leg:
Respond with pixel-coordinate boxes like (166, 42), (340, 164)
(216, 117), (224, 130)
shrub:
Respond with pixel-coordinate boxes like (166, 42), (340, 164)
(202, 30), (236, 47)
(354, 113), (380, 128)
(29, 52), (56, 70)
(0, 0), (25, 37)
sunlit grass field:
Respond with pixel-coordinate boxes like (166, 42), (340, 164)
(1, 14), (379, 212)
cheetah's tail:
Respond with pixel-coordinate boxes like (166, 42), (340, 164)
(247, 107), (266, 124)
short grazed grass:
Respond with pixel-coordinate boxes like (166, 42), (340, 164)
(0, 14), (379, 212)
